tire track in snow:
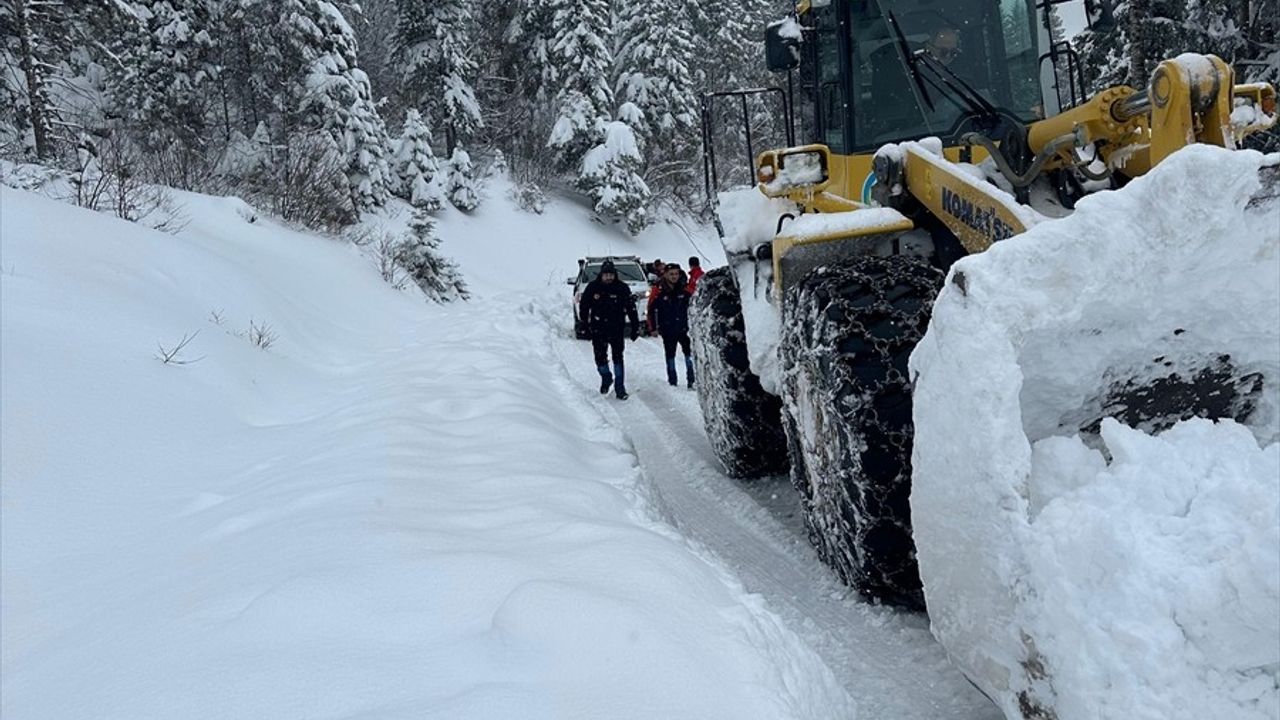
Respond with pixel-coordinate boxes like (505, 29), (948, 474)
(544, 309), (1001, 720)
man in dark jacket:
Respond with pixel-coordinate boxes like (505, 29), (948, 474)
(579, 260), (640, 400)
(651, 263), (695, 388)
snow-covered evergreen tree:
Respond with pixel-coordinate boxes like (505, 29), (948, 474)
(394, 0), (481, 152)
(614, 0), (698, 187)
(615, 0), (697, 144)
(545, 0), (615, 167)
(392, 108), (441, 210)
(111, 0), (217, 151)
(284, 0), (392, 211)
(0, 0), (129, 160)
(341, 92), (394, 210)
(1076, 0), (1193, 90)
(579, 117), (650, 234)
(394, 208), (468, 302)
(444, 146), (478, 212)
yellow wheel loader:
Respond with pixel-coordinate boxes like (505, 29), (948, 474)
(690, 0), (1277, 617)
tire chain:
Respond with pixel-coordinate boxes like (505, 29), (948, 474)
(690, 266), (789, 478)
(780, 255), (943, 609)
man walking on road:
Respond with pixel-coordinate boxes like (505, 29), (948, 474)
(651, 263), (695, 388)
(579, 260), (640, 400)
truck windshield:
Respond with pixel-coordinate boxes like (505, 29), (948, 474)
(585, 264), (646, 283)
(842, 0), (1043, 150)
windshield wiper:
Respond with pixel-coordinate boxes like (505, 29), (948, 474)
(913, 51), (1001, 121)
(886, 11), (935, 113)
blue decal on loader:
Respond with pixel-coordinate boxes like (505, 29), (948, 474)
(861, 173), (877, 205)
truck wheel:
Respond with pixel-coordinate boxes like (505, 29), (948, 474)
(690, 266), (789, 478)
(780, 255), (943, 610)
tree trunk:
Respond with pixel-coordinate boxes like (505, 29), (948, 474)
(1127, 0), (1151, 88)
(13, 0), (52, 159)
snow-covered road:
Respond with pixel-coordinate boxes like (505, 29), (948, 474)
(541, 300), (1002, 720)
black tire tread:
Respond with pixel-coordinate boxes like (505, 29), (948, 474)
(780, 254), (943, 610)
(690, 266), (789, 478)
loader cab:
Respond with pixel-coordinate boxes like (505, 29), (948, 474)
(796, 0), (1047, 154)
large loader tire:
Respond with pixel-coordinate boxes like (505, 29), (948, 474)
(690, 266), (789, 478)
(780, 255), (944, 610)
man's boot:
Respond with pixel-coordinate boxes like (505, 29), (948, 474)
(666, 358), (678, 386)
(614, 362), (628, 400)
(598, 365), (613, 395)
(685, 356), (695, 388)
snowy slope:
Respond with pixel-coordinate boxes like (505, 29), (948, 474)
(0, 186), (850, 719)
(428, 174), (723, 296)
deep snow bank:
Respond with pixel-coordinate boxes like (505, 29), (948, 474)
(1, 186), (852, 719)
(909, 146), (1280, 719)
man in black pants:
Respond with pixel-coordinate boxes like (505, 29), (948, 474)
(578, 260), (640, 400)
(650, 263), (695, 388)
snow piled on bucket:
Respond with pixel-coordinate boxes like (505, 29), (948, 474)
(909, 145), (1280, 720)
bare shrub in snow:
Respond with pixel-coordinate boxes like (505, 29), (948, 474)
(351, 227), (410, 289)
(67, 133), (185, 230)
(207, 309), (226, 326)
(239, 319), (277, 351)
(237, 133), (356, 231)
(156, 331), (203, 365)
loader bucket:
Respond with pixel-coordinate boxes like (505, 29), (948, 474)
(909, 147), (1279, 719)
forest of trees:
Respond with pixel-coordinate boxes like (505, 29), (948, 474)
(1073, 0), (1279, 148)
(2, 0), (1277, 234)
(0, 0), (781, 233)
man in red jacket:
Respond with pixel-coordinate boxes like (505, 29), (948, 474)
(686, 256), (704, 293)
(646, 258), (666, 334)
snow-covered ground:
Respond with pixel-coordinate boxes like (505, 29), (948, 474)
(2, 173), (1006, 719)
(1, 182), (860, 719)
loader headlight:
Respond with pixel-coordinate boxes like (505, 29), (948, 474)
(873, 151), (903, 190)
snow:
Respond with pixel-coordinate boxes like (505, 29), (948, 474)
(424, 172), (719, 297)
(692, 186), (796, 393)
(0, 183), (853, 719)
(762, 149), (826, 193)
(773, 17), (803, 41)
(1233, 96), (1277, 133)
(898, 140), (1046, 230)
(781, 207), (909, 239)
(909, 144), (1280, 719)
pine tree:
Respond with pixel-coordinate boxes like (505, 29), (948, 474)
(614, 0), (698, 188)
(394, 208), (469, 302)
(392, 107), (441, 210)
(579, 117), (651, 234)
(1, 0), (129, 160)
(282, 0), (392, 210)
(545, 0), (614, 167)
(341, 92), (395, 210)
(394, 0), (481, 153)
(444, 146), (478, 212)
(1076, 0), (1194, 90)
(112, 0), (217, 149)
